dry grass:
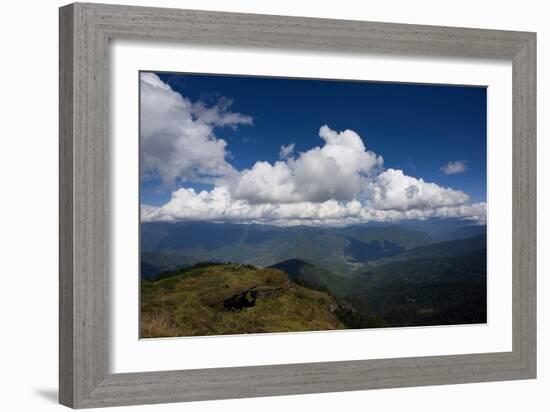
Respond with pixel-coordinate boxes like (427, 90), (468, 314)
(140, 311), (179, 338)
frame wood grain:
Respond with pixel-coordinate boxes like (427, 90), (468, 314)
(59, 2), (536, 408)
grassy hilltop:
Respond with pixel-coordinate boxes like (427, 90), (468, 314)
(141, 263), (350, 338)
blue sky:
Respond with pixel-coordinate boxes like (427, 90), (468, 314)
(142, 73), (486, 206)
(140, 72), (486, 226)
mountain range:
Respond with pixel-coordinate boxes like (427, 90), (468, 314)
(140, 219), (487, 331)
(141, 220), (485, 277)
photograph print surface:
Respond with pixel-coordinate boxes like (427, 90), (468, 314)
(139, 72), (487, 338)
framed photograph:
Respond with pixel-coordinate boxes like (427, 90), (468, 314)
(59, 2), (536, 408)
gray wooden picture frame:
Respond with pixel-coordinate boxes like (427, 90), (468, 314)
(59, 2), (536, 409)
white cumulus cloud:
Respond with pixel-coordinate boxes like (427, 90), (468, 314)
(223, 125), (384, 204)
(279, 143), (295, 159)
(140, 72), (252, 186)
(142, 186), (486, 226)
(142, 125), (483, 226)
(365, 168), (470, 211)
(441, 160), (467, 175)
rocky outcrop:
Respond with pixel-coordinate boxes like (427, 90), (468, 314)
(209, 285), (285, 311)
